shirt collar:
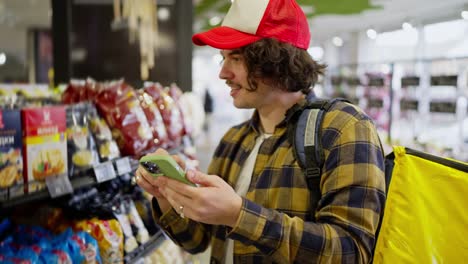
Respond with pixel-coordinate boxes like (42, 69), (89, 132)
(247, 91), (316, 133)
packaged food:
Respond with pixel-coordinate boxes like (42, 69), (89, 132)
(66, 103), (100, 176)
(125, 198), (149, 244)
(137, 89), (169, 151)
(22, 106), (67, 193)
(62, 78), (102, 104)
(73, 231), (102, 264)
(143, 83), (184, 148)
(73, 218), (123, 264)
(0, 109), (23, 199)
(112, 200), (138, 253)
(168, 83), (193, 137)
(94, 81), (152, 157)
(87, 107), (121, 162)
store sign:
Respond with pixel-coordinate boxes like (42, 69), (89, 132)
(429, 101), (456, 113)
(401, 76), (420, 87)
(346, 77), (361, 86)
(368, 99), (384, 109)
(368, 78), (385, 87)
(400, 99), (419, 111)
(430, 75), (458, 86)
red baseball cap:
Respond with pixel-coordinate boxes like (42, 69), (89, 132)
(192, 0), (311, 50)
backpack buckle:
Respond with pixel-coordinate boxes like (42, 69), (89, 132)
(305, 167), (321, 179)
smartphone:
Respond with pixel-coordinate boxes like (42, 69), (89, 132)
(139, 155), (196, 186)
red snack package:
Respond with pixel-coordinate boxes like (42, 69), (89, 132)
(94, 80), (152, 157)
(62, 78), (102, 104)
(168, 83), (193, 137)
(143, 83), (185, 149)
(136, 89), (169, 151)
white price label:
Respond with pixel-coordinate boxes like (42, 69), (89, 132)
(45, 174), (73, 198)
(94, 161), (117, 183)
(116, 157), (132, 175)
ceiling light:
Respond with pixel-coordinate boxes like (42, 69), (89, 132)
(332, 37), (343, 47)
(462, 11), (468, 20)
(402, 22), (413, 31)
(157, 7), (170, 21)
(0, 53), (6, 65)
(367, 29), (378, 40)
(209, 16), (222, 26)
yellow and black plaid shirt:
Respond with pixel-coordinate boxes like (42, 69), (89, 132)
(152, 99), (386, 264)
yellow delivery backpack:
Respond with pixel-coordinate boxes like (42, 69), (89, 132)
(290, 98), (468, 262)
(373, 146), (468, 263)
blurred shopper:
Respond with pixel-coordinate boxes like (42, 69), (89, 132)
(203, 88), (214, 132)
(136, 0), (386, 263)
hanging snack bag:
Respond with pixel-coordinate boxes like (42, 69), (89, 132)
(124, 198), (149, 244)
(66, 103), (99, 176)
(0, 109), (23, 199)
(87, 107), (120, 162)
(144, 83), (184, 148)
(112, 200), (138, 253)
(94, 81), (152, 157)
(168, 83), (193, 137)
(22, 106), (67, 194)
(136, 89), (169, 151)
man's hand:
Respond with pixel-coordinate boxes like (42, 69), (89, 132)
(156, 170), (243, 227)
(136, 148), (187, 214)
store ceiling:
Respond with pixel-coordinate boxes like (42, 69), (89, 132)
(194, 0), (468, 45)
(0, 0), (467, 46)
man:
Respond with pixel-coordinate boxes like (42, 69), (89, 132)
(136, 0), (386, 263)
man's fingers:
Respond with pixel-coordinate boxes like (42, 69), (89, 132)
(138, 166), (162, 187)
(186, 170), (218, 187)
(172, 155), (186, 170)
(154, 148), (170, 155)
(136, 170), (163, 198)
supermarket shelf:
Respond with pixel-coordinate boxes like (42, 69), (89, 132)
(0, 157), (138, 210)
(124, 231), (166, 263)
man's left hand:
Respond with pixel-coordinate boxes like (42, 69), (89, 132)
(155, 170), (243, 227)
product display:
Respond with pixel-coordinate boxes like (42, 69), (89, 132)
(0, 79), (201, 263)
(143, 83), (185, 149)
(94, 81), (153, 157)
(22, 106), (68, 193)
(0, 109), (23, 199)
(136, 89), (170, 151)
(66, 103), (100, 177)
(328, 58), (468, 161)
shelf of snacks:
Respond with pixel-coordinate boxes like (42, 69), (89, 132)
(0, 78), (201, 262)
(124, 230), (166, 263)
(0, 156), (137, 209)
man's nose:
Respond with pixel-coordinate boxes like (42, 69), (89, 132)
(219, 63), (233, 80)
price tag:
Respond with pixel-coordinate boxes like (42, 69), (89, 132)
(94, 161), (117, 183)
(45, 174), (73, 198)
(115, 157), (132, 175)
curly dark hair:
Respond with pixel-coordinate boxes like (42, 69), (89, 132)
(239, 38), (326, 94)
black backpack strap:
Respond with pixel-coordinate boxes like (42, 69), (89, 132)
(290, 98), (349, 216)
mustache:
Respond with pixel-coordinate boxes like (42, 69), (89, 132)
(226, 80), (240, 87)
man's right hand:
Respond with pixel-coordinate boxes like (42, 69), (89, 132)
(136, 149), (187, 214)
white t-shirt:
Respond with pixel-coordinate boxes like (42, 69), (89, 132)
(224, 133), (272, 264)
